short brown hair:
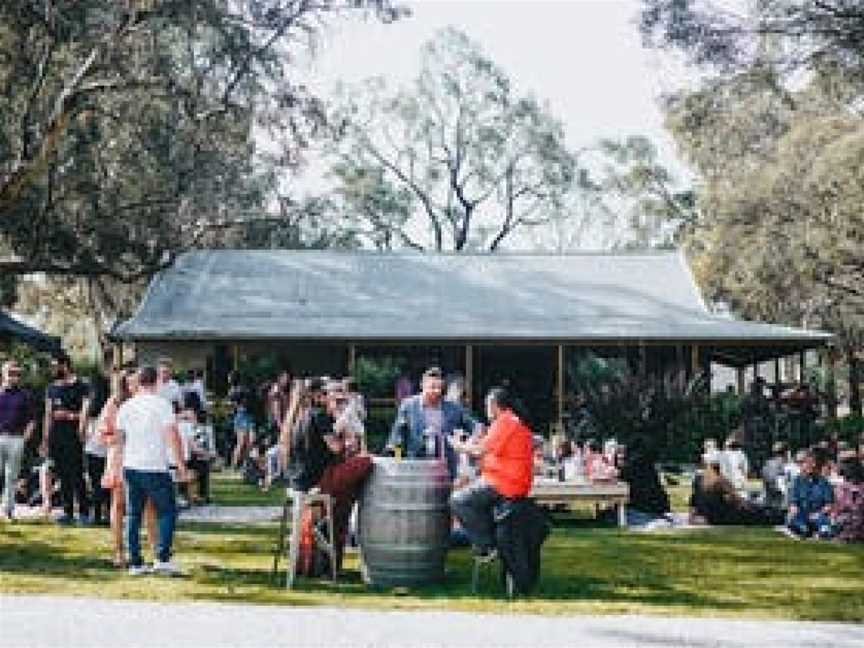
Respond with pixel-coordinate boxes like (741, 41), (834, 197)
(138, 366), (158, 387)
(422, 367), (443, 381)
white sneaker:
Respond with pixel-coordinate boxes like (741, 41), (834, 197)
(128, 564), (150, 576)
(152, 560), (182, 577)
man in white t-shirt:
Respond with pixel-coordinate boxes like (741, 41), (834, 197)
(117, 366), (187, 575)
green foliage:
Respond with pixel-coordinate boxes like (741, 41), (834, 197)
(363, 406), (397, 454)
(1, 343), (52, 395)
(567, 352), (713, 462)
(595, 136), (696, 249)
(640, 1), (864, 79)
(353, 356), (403, 399)
(823, 415), (864, 446)
(0, 274), (17, 308)
(0, 0), (404, 281)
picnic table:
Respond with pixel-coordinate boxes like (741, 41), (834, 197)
(530, 479), (630, 527)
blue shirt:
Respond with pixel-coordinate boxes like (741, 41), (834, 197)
(790, 473), (834, 514)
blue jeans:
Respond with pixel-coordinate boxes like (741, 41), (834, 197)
(788, 510), (832, 538)
(124, 469), (177, 565)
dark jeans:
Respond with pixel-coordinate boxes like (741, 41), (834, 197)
(788, 510), (832, 538)
(450, 478), (503, 550)
(187, 457), (211, 500)
(124, 468), (177, 565)
(51, 434), (88, 519)
(86, 453), (108, 522)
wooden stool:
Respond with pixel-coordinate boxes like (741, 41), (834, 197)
(272, 488), (337, 588)
(471, 549), (514, 598)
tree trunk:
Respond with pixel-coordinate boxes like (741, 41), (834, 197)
(848, 347), (862, 418)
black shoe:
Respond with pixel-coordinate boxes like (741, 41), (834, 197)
(472, 545), (497, 560)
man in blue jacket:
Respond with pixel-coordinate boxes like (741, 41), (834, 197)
(387, 367), (479, 478)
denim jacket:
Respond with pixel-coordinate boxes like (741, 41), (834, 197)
(790, 473), (834, 514)
(388, 395), (478, 478)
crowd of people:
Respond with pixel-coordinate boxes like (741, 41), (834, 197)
(3, 352), (862, 587)
(0, 353), (216, 574)
(688, 435), (864, 541)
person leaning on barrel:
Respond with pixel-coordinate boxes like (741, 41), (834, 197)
(385, 366), (479, 478)
(448, 386), (534, 556)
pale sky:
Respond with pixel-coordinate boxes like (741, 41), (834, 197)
(303, 0), (692, 178)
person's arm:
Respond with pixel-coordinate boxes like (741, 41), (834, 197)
(40, 394), (52, 457)
(451, 420), (499, 460)
(165, 419), (188, 481)
(788, 477), (802, 516)
(821, 480), (835, 515)
(23, 391), (36, 443)
(78, 396), (90, 444)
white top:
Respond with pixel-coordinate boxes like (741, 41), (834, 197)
(720, 448), (750, 491)
(157, 379), (183, 409)
(117, 393), (176, 472)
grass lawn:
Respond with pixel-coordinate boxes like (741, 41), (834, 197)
(1, 472), (862, 621)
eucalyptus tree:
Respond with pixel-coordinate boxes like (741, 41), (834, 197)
(0, 0), (404, 281)
(641, 0), (864, 78)
(328, 27), (578, 252)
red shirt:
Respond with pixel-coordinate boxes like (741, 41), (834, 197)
(480, 409), (533, 497)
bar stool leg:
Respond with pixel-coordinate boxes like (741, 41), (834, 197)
(272, 495), (291, 579)
(326, 496), (337, 582)
(286, 493), (303, 589)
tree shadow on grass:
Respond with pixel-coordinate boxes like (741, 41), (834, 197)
(0, 538), (114, 580)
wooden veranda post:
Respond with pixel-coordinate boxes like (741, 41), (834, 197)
(556, 344), (565, 431)
(232, 344), (239, 372)
(465, 344), (473, 409)
(691, 344), (700, 377)
(348, 344), (357, 377)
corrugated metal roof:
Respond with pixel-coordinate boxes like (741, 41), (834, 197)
(113, 250), (832, 344)
(0, 310), (61, 351)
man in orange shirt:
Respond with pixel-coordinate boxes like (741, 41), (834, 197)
(449, 386), (534, 555)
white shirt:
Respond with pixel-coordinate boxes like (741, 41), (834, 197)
(720, 448), (750, 491)
(117, 393), (176, 472)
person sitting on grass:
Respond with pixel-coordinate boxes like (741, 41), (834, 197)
(616, 436), (670, 526)
(830, 455), (864, 543)
(787, 449), (834, 539)
(690, 452), (775, 526)
(761, 441), (790, 510)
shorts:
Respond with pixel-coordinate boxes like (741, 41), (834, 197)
(234, 410), (253, 433)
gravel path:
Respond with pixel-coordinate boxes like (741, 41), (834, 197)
(1, 594), (862, 648)
(179, 505), (282, 524)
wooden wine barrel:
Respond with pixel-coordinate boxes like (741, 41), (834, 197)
(358, 457), (452, 587)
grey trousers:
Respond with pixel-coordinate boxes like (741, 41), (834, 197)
(0, 435), (25, 517)
(450, 477), (503, 550)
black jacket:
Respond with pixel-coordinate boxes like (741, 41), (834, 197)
(493, 498), (550, 595)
